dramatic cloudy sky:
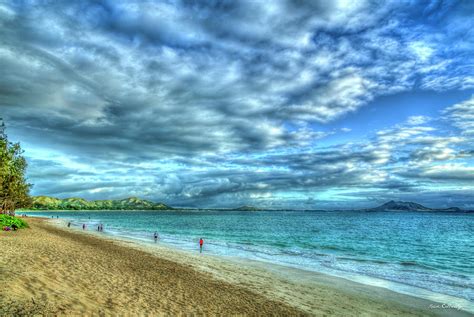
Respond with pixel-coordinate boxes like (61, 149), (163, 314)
(1, 0), (473, 209)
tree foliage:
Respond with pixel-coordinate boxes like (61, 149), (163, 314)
(0, 119), (32, 215)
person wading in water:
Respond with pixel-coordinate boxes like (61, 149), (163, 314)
(199, 238), (204, 253)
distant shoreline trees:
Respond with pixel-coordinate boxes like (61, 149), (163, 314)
(0, 118), (31, 215)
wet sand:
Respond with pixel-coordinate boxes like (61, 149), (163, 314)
(0, 218), (470, 316)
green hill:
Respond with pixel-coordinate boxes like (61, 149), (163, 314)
(29, 196), (173, 211)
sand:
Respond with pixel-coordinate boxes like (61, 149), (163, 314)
(0, 218), (471, 316)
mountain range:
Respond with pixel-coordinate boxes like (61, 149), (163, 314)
(29, 196), (265, 211)
(30, 196), (173, 211)
(27, 197), (470, 212)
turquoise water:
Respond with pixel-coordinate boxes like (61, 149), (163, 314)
(25, 210), (473, 306)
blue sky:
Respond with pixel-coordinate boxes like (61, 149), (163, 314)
(0, 0), (473, 209)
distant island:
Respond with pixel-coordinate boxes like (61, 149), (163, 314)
(230, 205), (263, 211)
(365, 200), (465, 212)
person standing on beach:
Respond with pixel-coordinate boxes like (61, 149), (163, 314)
(82, 224), (86, 230)
(67, 222), (71, 228)
(199, 238), (204, 253)
(154, 232), (158, 242)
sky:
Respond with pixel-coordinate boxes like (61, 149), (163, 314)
(0, 0), (473, 209)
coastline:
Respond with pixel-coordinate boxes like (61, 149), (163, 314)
(66, 220), (474, 316)
(1, 218), (471, 316)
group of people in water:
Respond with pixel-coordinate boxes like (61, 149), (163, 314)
(64, 219), (205, 252)
(153, 231), (204, 252)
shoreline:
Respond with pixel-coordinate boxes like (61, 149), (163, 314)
(58, 218), (474, 316)
(40, 213), (474, 314)
(1, 218), (302, 315)
(1, 218), (471, 316)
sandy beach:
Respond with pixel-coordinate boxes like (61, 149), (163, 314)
(0, 218), (470, 316)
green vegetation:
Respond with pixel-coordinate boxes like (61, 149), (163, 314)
(0, 119), (32, 216)
(0, 214), (28, 229)
(27, 197), (264, 211)
(29, 196), (173, 211)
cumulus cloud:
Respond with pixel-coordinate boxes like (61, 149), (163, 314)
(443, 96), (474, 135)
(406, 116), (430, 126)
(415, 164), (474, 181)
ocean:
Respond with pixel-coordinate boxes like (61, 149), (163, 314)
(24, 210), (474, 310)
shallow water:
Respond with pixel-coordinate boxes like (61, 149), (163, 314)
(24, 210), (474, 306)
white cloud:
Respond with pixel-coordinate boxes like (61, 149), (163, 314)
(406, 116), (430, 125)
(443, 96), (474, 135)
(418, 164), (474, 180)
(409, 41), (434, 62)
(287, 73), (376, 122)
